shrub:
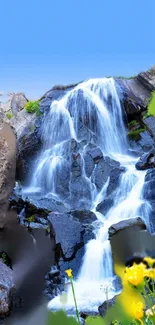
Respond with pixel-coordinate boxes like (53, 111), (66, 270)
(128, 128), (146, 141)
(6, 112), (14, 120)
(24, 100), (41, 116)
(147, 91), (155, 116)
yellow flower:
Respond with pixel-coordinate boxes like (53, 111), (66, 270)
(124, 263), (145, 287)
(144, 268), (155, 279)
(132, 301), (144, 320)
(65, 269), (73, 278)
(143, 256), (155, 267)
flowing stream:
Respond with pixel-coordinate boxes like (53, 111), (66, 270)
(25, 78), (149, 312)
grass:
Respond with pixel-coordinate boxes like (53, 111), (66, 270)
(24, 100), (42, 116)
(147, 91), (155, 116)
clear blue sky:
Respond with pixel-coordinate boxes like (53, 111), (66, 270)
(0, 0), (154, 99)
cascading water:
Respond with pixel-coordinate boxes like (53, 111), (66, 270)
(24, 78), (149, 312)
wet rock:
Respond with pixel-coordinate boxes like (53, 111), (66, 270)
(93, 156), (124, 194)
(143, 116), (155, 139)
(108, 217), (146, 238)
(96, 196), (114, 216)
(47, 211), (95, 281)
(0, 260), (14, 317)
(11, 93), (28, 116)
(0, 121), (16, 228)
(136, 150), (155, 170)
(131, 130), (154, 153)
(98, 296), (116, 317)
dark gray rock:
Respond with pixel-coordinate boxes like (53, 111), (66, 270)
(0, 260), (14, 317)
(96, 196), (114, 215)
(93, 156), (125, 199)
(136, 150), (155, 170)
(108, 217), (146, 238)
(98, 296), (116, 318)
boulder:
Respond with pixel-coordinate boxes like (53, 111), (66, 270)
(108, 217), (146, 238)
(143, 116), (155, 139)
(96, 196), (114, 216)
(0, 260), (14, 317)
(137, 66), (155, 91)
(11, 93), (28, 116)
(93, 155), (124, 195)
(98, 296), (116, 318)
(0, 120), (16, 228)
(136, 150), (155, 170)
(48, 211), (95, 260)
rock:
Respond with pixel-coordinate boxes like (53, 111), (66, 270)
(132, 130), (154, 153)
(136, 150), (155, 170)
(0, 260), (14, 317)
(108, 217), (146, 238)
(98, 296), (116, 318)
(137, 66), (155, 91)
(47, 211), (95, 280)
(116, 78), (149, 118)
(11, 93), (28, 116)
(0, 121), (16, 228)
(96, 196), (114, 216)
(93, 155), (124, 194)
(143, 116), (155, 139)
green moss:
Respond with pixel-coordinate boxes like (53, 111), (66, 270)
(24, 100), (42, 116)
(6, 112), (14, 120)
(128, 128), (146, 141)
(147, 91), (155, 116)
(0, 252), (12, 267)
(27, 215), (36, 222)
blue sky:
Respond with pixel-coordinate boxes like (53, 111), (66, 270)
(0, 0), (154, 99)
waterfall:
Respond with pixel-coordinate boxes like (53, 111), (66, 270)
(24, 78), (149, 312)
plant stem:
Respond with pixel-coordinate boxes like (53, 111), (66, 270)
(70, 278), (80, 324)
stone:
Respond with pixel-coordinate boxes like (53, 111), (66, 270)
(144, 116), (155, 139)
(137, 66), (155, 91)
(0, 260), (14, 317)
(96, 196), (114, 216)
(108, 217), (146, 238)
(0, 121), (16, 228)
(136, 150), (155, 170)
(11, 93), (28, 116)
(98, 296), (116, 318)
(47, 211), (95, 278)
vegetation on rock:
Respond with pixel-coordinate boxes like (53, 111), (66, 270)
(147, 91), (155, 116)
(24, 100), (42, 116)
(6, 111), (14, 120)
(128, 128), (146, 141)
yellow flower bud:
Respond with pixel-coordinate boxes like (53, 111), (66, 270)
(65, 269), (73, 278)
(132, 301), (144, 320)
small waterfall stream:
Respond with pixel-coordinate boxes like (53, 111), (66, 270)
(24, 78), (149, 312)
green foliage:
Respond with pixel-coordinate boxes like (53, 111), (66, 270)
(128, 128), (146, 141)
(128, 120), (138, 128)
(143, 111), (151, 119)
(24, 100), (42, 116)
(6, 112), (14, 119)
(85, 315), (105, 325)
(27, 215), (36, 222)
(147, 91), (155, 116)
(0, 252), (12, 267)
(47, 310), (79, 325)
(30, 124), (35, 132)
